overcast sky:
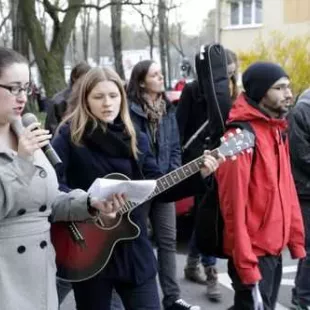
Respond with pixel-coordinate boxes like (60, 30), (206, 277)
(177, 0), (216, 35)
(121, 0), (216, 36)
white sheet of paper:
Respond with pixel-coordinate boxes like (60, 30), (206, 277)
(88, 178), (157, 204)
(252, 282), (264, 310)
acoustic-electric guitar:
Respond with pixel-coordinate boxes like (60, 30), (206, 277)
(51, 129), (254, 282)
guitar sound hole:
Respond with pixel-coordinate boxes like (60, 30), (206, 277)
(95, 212), (122, 230)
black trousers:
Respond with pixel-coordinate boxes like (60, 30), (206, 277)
(228, 255), (282, 310)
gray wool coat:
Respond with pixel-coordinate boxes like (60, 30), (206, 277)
(0, 147), (92, 310)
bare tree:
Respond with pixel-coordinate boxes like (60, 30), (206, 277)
(158, 0), (167, 87)
(71, 27), (79, 63)
(19, 0), (84, 97)
(111, 0), (125, 79)
(96, 0), (101, 64)
(18, 0), (144, 96)
(132, 1), (158, 59)
(0, 0), (11, 47)
(158, 0), (180, 87)
(11, 0), (29, 58)
(169, 22), (185, 57)
(81, 5), (91, 60)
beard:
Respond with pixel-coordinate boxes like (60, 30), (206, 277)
(262, 98), (292, 118)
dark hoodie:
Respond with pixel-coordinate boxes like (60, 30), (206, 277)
(215, 93), (305, 285)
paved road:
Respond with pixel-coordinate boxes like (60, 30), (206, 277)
(60, 247), (297, 310)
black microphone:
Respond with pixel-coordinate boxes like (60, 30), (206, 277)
(12, 113), (62, 167)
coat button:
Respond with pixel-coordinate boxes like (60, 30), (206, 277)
(17, 246), (26, 254)
(39, 169), (47, 178)
(39, 205), (47, 212)
(17, 209), (26, 216)
(40, 241), (47, 249)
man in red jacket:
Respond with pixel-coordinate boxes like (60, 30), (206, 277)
(216, 62), (306, 309)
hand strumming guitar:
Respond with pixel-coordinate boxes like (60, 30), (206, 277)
(88, 193), (127, 223)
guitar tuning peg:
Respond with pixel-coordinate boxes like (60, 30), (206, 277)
(246, 148), (253, 153)
(231, 155), (237, 161)
(235, 128), (241, 134)
(228, 132), (234, 138)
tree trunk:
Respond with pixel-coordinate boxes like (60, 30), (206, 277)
(149, 34), (154, 59)
(0, 0), (10, 47)
(11, 0), (29, 59)
(158, 0), (167, 88)
(111, 0), (125, 80)
(96, 0), (100, 65)
(72, 28), (78, 63)
(19, 0), (84, 97)
(165, 15), (172, 89)
(81, 7), (91, 61)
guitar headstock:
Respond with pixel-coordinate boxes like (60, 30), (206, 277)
(217, 129), (255, 159)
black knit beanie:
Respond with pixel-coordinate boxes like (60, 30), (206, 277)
(242, 61), (289, 103)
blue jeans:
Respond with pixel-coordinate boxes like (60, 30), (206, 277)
(73, 276), (160, 310)
(294, 199), (310, 306)
(188, 229), (216, 267)
(144, 201), (180, 309)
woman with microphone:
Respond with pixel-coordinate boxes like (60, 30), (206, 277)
(0, 47), (126, 310)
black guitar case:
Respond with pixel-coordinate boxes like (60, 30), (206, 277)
(194, 44), (232, 149)
(193, 44), (233, 258)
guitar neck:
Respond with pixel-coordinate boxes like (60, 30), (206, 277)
(119, 148), (219, 214)
(119, 128), (255, 214)
(150, 148), (220, 198)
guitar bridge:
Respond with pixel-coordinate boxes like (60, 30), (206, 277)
(68, 222), (86, 248)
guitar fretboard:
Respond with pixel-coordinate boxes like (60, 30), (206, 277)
(118, 148), (219, 214)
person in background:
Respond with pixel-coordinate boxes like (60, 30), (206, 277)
(216, 61), (305, 309)
(45, 61), (91, 135)
(177, 48), (238, 302)
(127, 59), (200, 310)
(288, 87), (310, 310)
(0, 47), (126, 310)
(174, 58), (193, 91)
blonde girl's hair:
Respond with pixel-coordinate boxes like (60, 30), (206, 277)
(60, 67), (139, 159)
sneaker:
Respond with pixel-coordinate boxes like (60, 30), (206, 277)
(166, 299), (201, 310)
(184, 266), (206, 284)
(205, 266), (222, 302)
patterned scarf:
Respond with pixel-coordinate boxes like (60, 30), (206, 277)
(142, 93), (166, 144)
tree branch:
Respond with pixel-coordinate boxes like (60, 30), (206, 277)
(50, 0), (84, 53)
(42, 0), (60, 27)
(0, 9), (12, 33)
(170, 39), (185, 57)
(38, 0), (145, 12)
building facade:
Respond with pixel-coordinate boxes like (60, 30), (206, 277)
(218, 0), (310, 52)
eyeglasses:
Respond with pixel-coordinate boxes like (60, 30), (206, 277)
(270, 85), (292, 92)
(0, 84), (32, 96)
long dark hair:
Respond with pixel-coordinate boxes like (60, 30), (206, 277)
(126, 60), (169, 106)
(0, 47), (28, 79)
(225, 49), (239, 101)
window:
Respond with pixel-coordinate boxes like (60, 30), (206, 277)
(230, 0), (263, 26)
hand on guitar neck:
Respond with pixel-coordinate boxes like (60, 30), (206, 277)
(200, 150), (225, 179)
